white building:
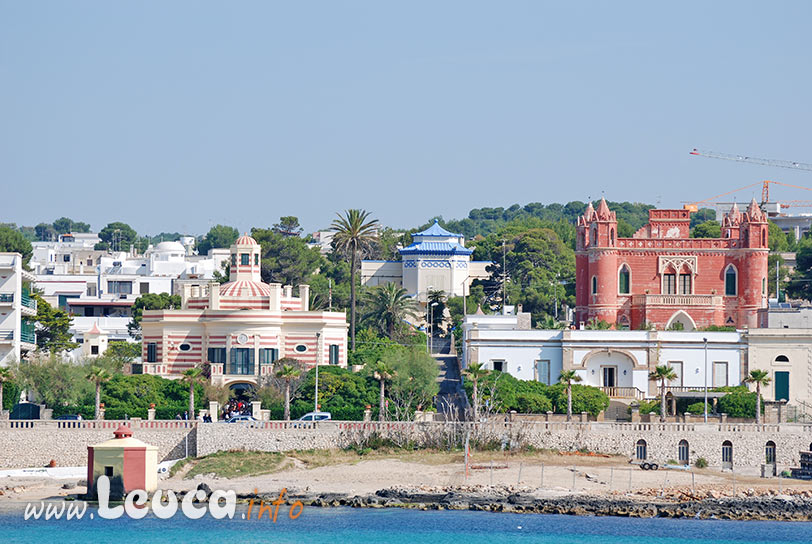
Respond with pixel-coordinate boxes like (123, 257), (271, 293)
(362, 221), (491, 302)
(461, 311), (745, 400)
(30, 237), (230, 350)
(0, 253), (37, 366)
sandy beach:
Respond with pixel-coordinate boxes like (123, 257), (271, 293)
(3, 450), (812, 505)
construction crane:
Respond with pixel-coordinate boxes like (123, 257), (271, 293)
(685, 149), (812, 212)
(690, 149), (812, 173)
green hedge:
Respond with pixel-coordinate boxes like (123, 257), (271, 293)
(464, 372), (609, 416)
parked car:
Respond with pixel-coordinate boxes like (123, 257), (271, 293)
(224, 415), (258, 423)
(297, 411), (332, 422)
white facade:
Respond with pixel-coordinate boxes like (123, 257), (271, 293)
(0, 253), (37, 366)
(362, 221), (491, 301)
(31, 236), (230, 347)
(462, 312), (745, 398)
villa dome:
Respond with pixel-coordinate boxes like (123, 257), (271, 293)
(235, 234), (259, 246)
(220, 280), (271, 297)
(154, 241), (185, 253)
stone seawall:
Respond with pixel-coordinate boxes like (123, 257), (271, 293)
(1, 420), (811, 471)
(0, 421), (195, 469)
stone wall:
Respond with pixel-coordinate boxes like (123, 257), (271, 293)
(0, 420), (195, 469)
(1, 420), (811, 471)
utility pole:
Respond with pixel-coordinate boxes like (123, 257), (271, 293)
(502, 240), (507, 315)
(776, 260), (780, 301)
(328, 278), (332, 310)
(703, 337), (709, 423)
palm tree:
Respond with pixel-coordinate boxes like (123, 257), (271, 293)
(464, 362), (489, 421)
(649, 365), (678, 422)
(372, 360), (395, 422)
(744, 369), (772, 425)
(275, 364), (301, 421)
(331, 209), (379, 351)
(0, 367), (13, 414)
(86, 365), (112, 420)
(180, 367), (206, 420)
(362, 283), (419, 339)
(559, 370), (582, 422)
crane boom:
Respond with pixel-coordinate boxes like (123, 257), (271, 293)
(690, 148), (812, 172)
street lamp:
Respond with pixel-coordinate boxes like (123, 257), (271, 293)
(315, 332), (321, 413)
(429, 302), (439, 354)
(703, 337), (708, 423)
(425, 285), (433, 352)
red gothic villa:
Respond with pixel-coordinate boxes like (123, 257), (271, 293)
(140, 234), (348, 394)
(575, 199), (768, 330)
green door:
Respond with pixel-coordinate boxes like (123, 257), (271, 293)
(775, 371), (790, 402)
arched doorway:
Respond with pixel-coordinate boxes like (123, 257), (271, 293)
(722, 440), (733, 470)
(665, 310), (696, 331)
(636, 439), (648, 460)
(765, 441), (776, 464)
(678, 439), (689, 465)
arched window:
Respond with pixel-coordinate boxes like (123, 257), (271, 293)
(619, 265), (630, 295)
(663, 267), (677, 295)
(762, 229), (767, 247)
(725, 265), (737, 296)
(635, 439), (647, 461)
(763, 277), (766, 295)
(592, 276), (598, 295)
(722, 440), (733, 469)
(765, 441), (776, 464)
(775, 355), (789, 363)
(591, 226), (597, 246)
(678, 440), (689, 465)
(610, 229), (615, 245)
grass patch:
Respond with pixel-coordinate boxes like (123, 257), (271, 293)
(182, 450), (288, 479)
(169, 457), (190, 478)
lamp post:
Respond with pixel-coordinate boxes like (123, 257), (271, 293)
(703, 337), (708, 423)
(315, 332), (321, 413)
(429, 302), (439, 354)
(425, 285), (433, 352)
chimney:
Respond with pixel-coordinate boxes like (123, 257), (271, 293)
(299, 284), (310, 311)
(268, 283), (282, 312)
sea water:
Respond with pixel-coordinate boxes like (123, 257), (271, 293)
(1, 504), (811, 544)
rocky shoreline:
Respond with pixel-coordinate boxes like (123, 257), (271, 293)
(262, 486), (812, 521)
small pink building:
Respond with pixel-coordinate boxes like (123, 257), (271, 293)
(141, 234), (348, 396)
(87, 425), (158, 499)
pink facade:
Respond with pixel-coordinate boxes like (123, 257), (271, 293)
(141, 235), (348, 389)
(575, 199), (768, 330)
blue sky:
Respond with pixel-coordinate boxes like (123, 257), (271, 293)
(3, 1), (812, 236)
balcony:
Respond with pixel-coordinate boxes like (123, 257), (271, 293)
(0, 330), (12, 343)
(20, 322), (36, 345)
(0, 293), (12, 304)
(600, 387), (645, 400)
(632, 294), (723, 307)
(225, 363), (255, 376)
(21, 293), (36, 312)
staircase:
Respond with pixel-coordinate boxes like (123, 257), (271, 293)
(432, 335), (469, 420)
(606, 399), (633, 421)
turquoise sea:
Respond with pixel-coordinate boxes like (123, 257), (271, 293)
(1, 504), (811, 544)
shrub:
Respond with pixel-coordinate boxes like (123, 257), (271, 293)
(515, 392), (552, 414)
(717, 390), (760, 418)
(548, 384), (610, 417)
(685, 401), (708, 414)
(636, 400), (660, 415)
(695, 457), (708, 468)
